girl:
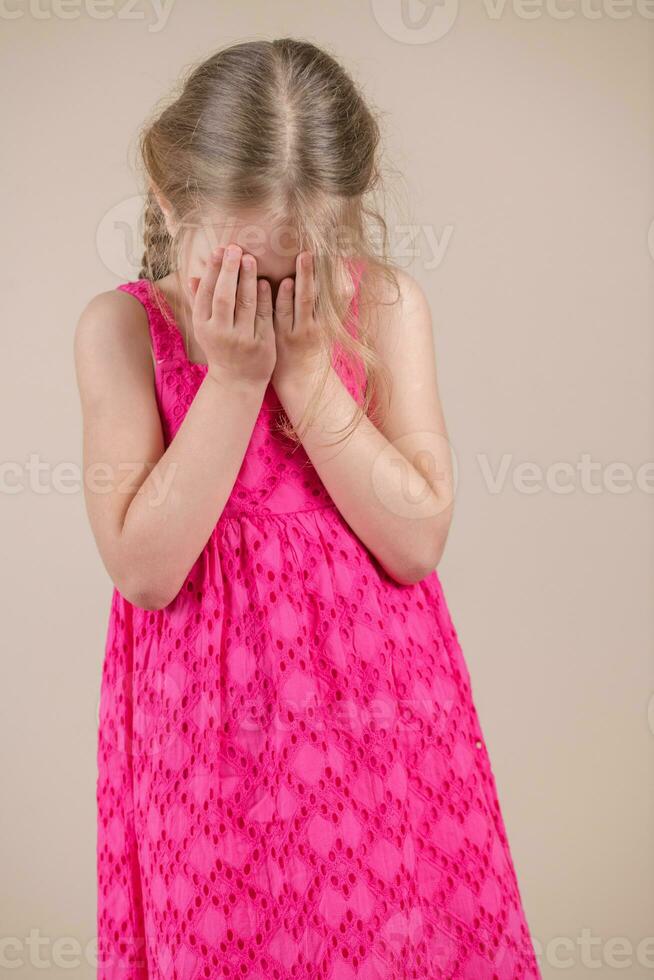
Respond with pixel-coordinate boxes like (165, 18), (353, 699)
(75, 38), (540, 980)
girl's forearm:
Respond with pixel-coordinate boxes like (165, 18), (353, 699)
(118, 373), (267, 609)
(274, 367), (452, 585)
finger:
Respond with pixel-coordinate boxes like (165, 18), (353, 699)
(187, 276), (201, 299)
(254, 279), (273, 337)
(194, 247), (224, 321)
(234, 253), (258, 333)
(274, 277), (295, 334)
(212, 243), (242, 325)
(294, 251), (315, 325)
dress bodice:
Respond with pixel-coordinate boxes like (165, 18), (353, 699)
(117, 259), (367, 520)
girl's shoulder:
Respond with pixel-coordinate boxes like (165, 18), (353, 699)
(74, 284), (156, 388)
(360, 260), (427, 304)
(358, 261), (431, 348)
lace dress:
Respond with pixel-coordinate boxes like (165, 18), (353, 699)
(96, 260), (541, 979)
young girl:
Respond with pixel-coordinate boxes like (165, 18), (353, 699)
(75, 38), (540, 980)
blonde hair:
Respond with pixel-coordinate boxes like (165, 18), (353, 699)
(136, 37), (400, 444)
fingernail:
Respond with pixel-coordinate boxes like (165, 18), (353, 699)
(226, 244), (240, 259)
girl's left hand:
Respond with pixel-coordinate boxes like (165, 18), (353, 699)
(271, 251), (330, 391)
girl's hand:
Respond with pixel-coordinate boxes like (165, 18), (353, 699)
(190, 244), (276, 390)
(271, 251), (330, 391)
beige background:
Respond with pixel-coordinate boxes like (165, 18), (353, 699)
(1, 1), (652, 976)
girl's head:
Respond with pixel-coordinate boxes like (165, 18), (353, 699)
(136, 38), (396, 440)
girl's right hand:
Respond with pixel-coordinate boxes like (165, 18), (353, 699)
(190, 243), (276, 389)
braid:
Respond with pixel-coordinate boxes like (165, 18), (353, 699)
(139, 189), (171, 281)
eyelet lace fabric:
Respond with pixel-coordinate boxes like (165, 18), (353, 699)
(96, 261), (541, 979)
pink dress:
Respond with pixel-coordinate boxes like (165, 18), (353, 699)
(97, 260), (540, 979)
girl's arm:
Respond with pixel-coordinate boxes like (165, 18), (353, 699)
(74, 246), (275, 610)
(273, 260), (454, 586)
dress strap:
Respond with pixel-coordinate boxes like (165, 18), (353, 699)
(116, 279), (185, 365)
